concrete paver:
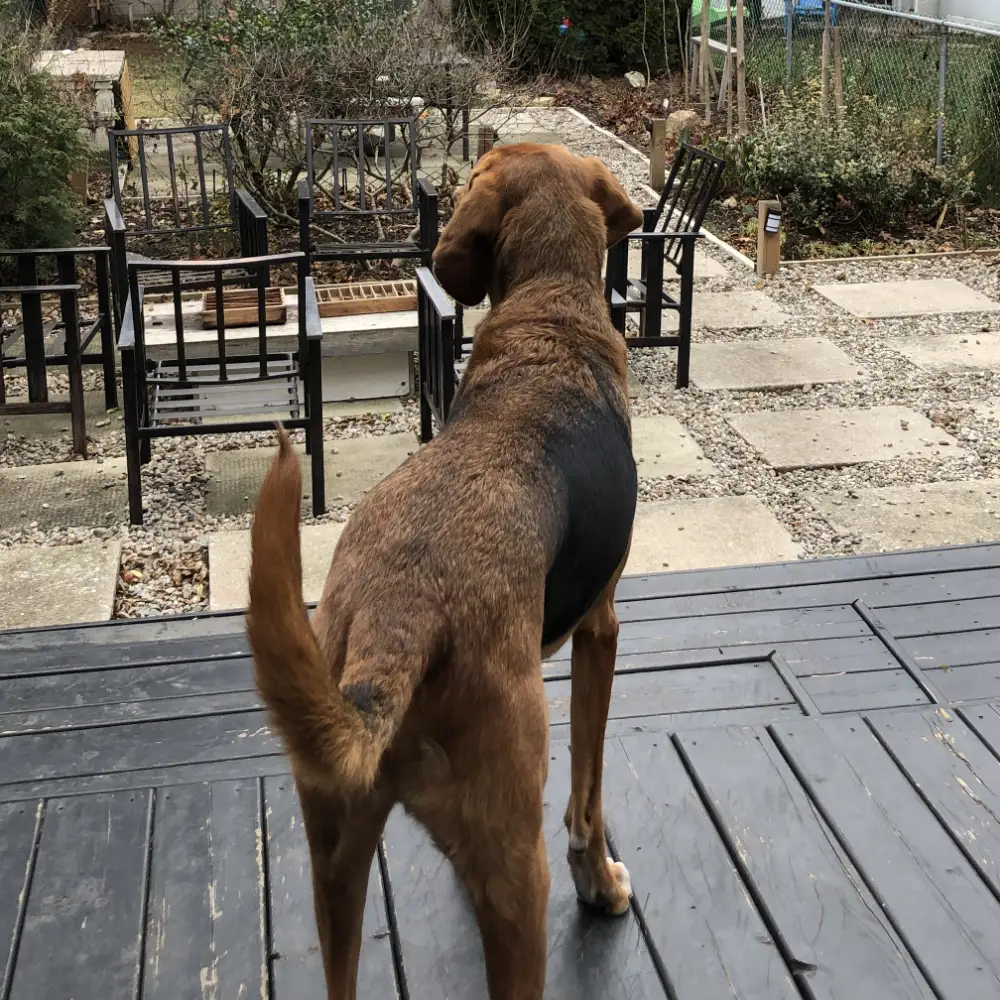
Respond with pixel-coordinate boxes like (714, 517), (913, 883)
(625, 497), (803, 575)
(888, 333), (1000, 373)
(812, 480), (1000, 553)
(728, 405), (965, 471)
(659, 290), (790, 332)
(632, 414), (715, 478)
(205, 433), (417, 515)
(0, 541), (121, 629)
(692, 338), (861, 391)
(814, 278), (1000, 318)
(2, 391), (122, 443)
(208, 523), (346, 610)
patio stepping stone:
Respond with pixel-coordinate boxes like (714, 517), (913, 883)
(814, 278), (1000, 318)
(812, 480), (1000, 553)
(324, 397), (404, 419)
(0, 540), (121, 629)
(728, 405), (965, 471)
(625, 496), (803, 575)
(602, 246), (728, 281)
(631, 414), (715, 478)
(208, 522), (347, 610)
(0, 457), (129, 531)
(1, 391), (122, 443)
(659, 289), (790, 332)
(887, 332), (1000, 373)
(205, 433), (417, 516)
(692, 337), (861, 391)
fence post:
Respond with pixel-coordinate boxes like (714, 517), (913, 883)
(937, 24), (949, 167)
(736, 0), (747, 136)
(785, 0), (793, 93)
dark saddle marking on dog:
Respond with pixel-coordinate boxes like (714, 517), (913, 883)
(540, 373), (637, 647)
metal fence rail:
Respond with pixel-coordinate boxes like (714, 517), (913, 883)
(713, 0), (1000, 201)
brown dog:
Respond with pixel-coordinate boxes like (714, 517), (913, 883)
(247, 143), (643, 1000)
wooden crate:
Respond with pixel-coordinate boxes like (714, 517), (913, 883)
(315, 280), (417, 318)
(200, 288), (286, 329)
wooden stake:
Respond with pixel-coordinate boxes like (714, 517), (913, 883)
(757, 199), (782, 278)
(726, 0), (734, 136)
(833, 24), (845, 115)
(701, 0), (711, 124)
(736, 0), (747, 136)
(650, 118), (667, 192)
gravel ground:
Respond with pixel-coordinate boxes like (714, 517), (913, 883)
(5, 106), (1000, 618)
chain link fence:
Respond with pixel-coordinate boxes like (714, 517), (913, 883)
(706, 0), (1000, 202)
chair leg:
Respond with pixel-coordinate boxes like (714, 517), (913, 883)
(676, 242), (696, 390)
(420, 391), (433, 444)
(307, 341), (325, 517)
(120, 350), (144, 525)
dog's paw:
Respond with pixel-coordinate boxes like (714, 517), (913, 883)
(569, 851), (632, 917)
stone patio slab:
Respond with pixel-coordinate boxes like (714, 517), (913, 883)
(2, 391), (122, 443)
(0, 458), (129, 530)
(324, 397), (404, 419)
(657, 290), (790, 332)
(209, 523), (347, 610)
(631, 415), (715, 478)
(625, 497), (803, 575)
(814, 278), (1000, 318)
(205, 433), (417, 515)
(692, 338), (861, 391)
(602, 247), (728, 281)
(0, 540), (121, 629)
(728, 405), (964, 471)
(887, 333), (1000, 373)
(321, 352), (411, 402)
(812, 480), (1000, 553)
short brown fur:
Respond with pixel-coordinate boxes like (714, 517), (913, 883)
(247, 143), (643, 1000)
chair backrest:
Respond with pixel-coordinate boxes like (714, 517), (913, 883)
(416, 266), (457, 441)
(108, 123), (237, 237)
(125, 251), (307, 385)
(305, 118), (419, 223)
(651, 144), (726, 267)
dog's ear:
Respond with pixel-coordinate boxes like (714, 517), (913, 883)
(584, 157), (644, 248)
(432, 168), (504, 306)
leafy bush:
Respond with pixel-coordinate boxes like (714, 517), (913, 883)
(725, 82), (975, 234)
(458, 0), (691, 76)
(0, 1), (88, 249)
(158, 0), (513, 214)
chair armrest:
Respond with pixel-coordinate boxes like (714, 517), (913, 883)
(118, 286), (144, 350)
(0, 247), (110, 257)
(625, 230), (705, 244)
(235, 187), (268, 220)
(417, 177), (438, 200)
(641, 206), (658, 232)
(303, 277), (323, 340)
(104, 198), (126, 234)
(297, 178), (312, 214)
(0, 284), (80, 294)
(416, 267), (456, 321)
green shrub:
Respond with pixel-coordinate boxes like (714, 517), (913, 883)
(458, 0), (691, 76)
(725, 82), (975, 234)
(0, 1), (87, 249)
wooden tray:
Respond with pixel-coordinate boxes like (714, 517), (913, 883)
(200, 287), (286, 329)
(315, 279), (417, 318)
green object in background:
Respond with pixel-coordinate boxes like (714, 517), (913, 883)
(691, 0), (731, 27)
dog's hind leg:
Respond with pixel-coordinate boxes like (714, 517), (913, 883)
(407, 668), (550, 1000)
(564, 590), (632, 916)
(298, 782), (393, 1000)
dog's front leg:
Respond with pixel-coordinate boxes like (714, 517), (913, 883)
(565, 594), (632, 916)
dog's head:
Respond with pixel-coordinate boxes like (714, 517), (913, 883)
(432, 143), (643, 307)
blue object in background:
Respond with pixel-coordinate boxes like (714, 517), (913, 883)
(786, 0), (838, 33)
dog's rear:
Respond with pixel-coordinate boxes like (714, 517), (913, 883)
(246, 429), (422, 792)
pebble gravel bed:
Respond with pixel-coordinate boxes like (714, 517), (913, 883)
(3, 106), (1000, 618)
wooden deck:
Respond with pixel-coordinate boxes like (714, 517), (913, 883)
(5, 542), (1000, 997)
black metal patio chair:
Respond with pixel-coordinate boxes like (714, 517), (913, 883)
(105, 123), (271, 322)
(298, 118), (439, 273)
(118, 251), (324, 525)
(605, 144), (726, 388)
(0, 247), (118, 416)
(416, 266), (458, 443)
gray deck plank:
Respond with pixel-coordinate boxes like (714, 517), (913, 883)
(143, 780), (267, 1000)
(676, 726), (936, 1000)
(0, 710), (277, 785)
(902, 629), (1000, 670)
(801, 668), (930, 713)
(604, 735), (798, 1000)
(867, 708), (1000, 899)
(263, 776), (399, 1000)
(0, 801), (41, 997)
(879, 597), (1000, 638)
(774, 717), (1000, 1000)
(6, 790), (151, 1000)
(380, 749), (667, 1000)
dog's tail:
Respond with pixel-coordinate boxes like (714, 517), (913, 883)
(247, 429), (419, 792)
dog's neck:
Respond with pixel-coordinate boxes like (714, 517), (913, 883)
(489, 198), (606, 305)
